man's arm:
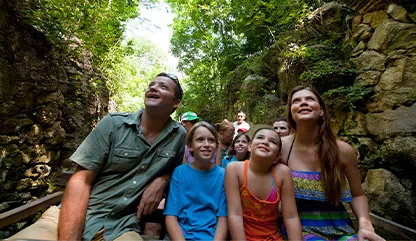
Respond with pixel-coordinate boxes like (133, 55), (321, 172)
(58, 165), (97, 240)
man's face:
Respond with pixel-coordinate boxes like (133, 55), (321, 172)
(144, 76), (180, 112)
(237, 112), (245, 124)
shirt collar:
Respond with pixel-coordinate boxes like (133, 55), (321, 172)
(123, 108), (181, 131)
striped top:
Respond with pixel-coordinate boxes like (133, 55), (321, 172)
(291, 171), (352, 202)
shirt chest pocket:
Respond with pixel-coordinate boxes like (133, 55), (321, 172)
(156, 149), (176, 165)
(110, 148), (142, 172)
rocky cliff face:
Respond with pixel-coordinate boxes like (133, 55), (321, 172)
(228, 1), (416, 229)
(0, 0), (108, 213)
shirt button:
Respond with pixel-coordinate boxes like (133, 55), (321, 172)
(124, 153), (128, 156)
(133, 181), (137, 184)
(165, 153), (169, 156)
(123, 197), (127, 201)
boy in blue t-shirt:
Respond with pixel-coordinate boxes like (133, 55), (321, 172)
(164, 122), (228, 240)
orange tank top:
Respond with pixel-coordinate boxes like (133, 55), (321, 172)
(240, 160), (283, 241)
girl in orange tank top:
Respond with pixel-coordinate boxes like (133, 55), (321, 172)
(225, 126), (302, 241)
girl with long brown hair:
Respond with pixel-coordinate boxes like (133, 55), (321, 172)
(281, 86), (384, 241)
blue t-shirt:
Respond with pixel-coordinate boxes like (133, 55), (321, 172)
(221, 155), (238, 169)
(164, 163), (227, 240)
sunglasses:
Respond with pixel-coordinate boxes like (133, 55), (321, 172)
(157, 72), (179, 82)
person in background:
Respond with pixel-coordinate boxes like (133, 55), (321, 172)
(220, 133), (250, 169)
(181, 111), (199, 133)
(225, 125), (302, 241)
(281, 86), (384, 241)
(215, 119), (235, 166)
(165, 122), (228, 241)
(273, 117), (291, 137)
(233, 110), (250, 137)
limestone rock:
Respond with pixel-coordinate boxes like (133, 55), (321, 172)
(24, 164), (51, 178)
(36, 102), (59, 126)
(351, 41), (366, 57)
(386, 3), (411, 23)
(351, 14), (362, 32)
(351, 50), (385, 72)
(362, 10), (389, 28)
(0, 58), (18, 103)
(44, 122), (66, 145)
(352, 24), (373, 42)
(365, 104), (416, 140)
(23, 124), (44, 144)
(345, 0), (390, 14)
(362, 169), (415, 226)
(0, 118), (34, 134)
(378, 58), (406, 91)
(354, 70), (382, 86)
(367, 87), (415, 112)
(381, 136), (416, 172)
(343, 111), (368, 136)
(308, 2), (343, 30)
(367, 19), (416, 54)
(36, 89), (64, 105)
(409, 12), (416, 23)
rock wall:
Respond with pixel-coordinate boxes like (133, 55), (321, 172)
(0, 0), (108, 215)
(346, 2), (416, 228)
(227, 1), (416, 230)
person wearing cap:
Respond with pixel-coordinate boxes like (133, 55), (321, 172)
(233, 110), (250, 137)
(181, 111), (199, 133)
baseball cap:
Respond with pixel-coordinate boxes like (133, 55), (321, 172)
(181, 111), (199, 121)
(237, 128), (248, 133)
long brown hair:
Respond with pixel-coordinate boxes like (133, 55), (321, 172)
(226, 132), (251, 160)
(287, 86), (344, 205)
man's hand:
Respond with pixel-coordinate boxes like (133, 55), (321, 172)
(136, 175), (169, 222)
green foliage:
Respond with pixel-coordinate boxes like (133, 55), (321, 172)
(167, 0), (324, 121)
(23, 0), (140, 63)
(326, 84), (371, 109)
(101, 38), (173, 112)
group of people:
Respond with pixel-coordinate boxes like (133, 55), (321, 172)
(9, 73), (384, 241)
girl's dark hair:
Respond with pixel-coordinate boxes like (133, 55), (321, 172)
(226, 133), (250, 160)
(286, 86), (343, 205)
(187, 121), (219, 156)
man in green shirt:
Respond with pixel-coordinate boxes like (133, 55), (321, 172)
(10, 72), (186, 241)
(59, 72), (186, 240)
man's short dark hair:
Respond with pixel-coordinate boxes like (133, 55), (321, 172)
(156, 72), (183, 100)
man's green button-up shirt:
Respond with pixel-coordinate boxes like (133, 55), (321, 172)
(70, 109), (186, 241)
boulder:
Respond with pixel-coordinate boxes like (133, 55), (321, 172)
(36, 102), (59, 126)
(342, 111), (368, 136)
(0, 118), (34, 134)
(354, 70), (382, 86)
(378, 58), (406, 91)
(385, 3), (411, 23)
(351, 41), (366, 57)
(351, 50), (386, 72)
(44, 122), (66, 145)
(362, 169), (415, 227)
(367, 19), (416, 54)
(362, 10), (389, 28)
(308, 2), (343, 30)
(381, 136), (416, 173)
(365, 104), (416, 140)
(351, 24), (373, 43)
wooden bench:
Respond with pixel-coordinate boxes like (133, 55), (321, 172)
(0, 171), (165, 240)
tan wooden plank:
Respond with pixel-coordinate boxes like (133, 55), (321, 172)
(0, 191), (64, 228)
(369, 213), (416, 239)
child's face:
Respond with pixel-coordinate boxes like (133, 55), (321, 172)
(189, 126), (218, 162)
(234, 135), (249, 156)
(273, 121), (290, 137)
(249, 129), (281, 163)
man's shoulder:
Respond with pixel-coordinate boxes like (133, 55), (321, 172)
(109, 112), (130, 117)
